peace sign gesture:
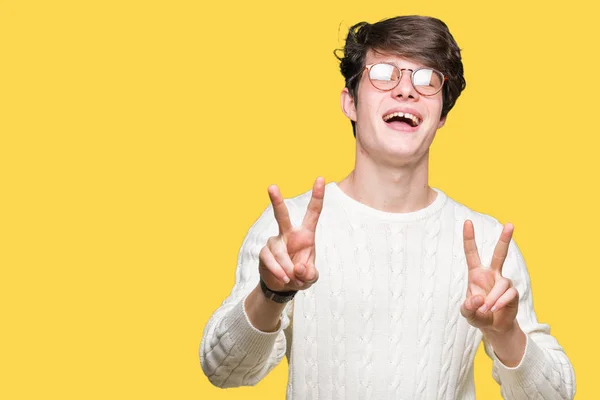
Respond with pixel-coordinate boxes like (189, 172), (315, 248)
(258, 177), (325, 293)
(460, 220), (519, 334)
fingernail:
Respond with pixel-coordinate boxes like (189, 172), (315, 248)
(297, 264), (305, 274)
(490, 305), (497, 313)
(282, 276), (290, 284)
(478, 304), (488, 314)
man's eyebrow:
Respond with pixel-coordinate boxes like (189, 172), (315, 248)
(378, 60), (426, 69)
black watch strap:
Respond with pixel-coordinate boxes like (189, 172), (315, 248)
(259, 278), (298, 303)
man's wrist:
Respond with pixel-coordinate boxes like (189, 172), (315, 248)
(245, 284), (288, 332)
(481, 320), (520, 338)
(259, 278), (298, 303)
(482, 321), (527, 367)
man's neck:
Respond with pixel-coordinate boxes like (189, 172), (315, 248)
(337, 152), (436, 213)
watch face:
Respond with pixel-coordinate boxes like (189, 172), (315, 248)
(260, 279), (297, 303)
(267, 289), (296, 303)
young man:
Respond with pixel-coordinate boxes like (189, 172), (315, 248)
(200, 16), (575, 399)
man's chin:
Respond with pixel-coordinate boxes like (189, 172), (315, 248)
(379, 149), (424, 168)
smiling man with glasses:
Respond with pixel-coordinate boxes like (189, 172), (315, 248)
(200, 15), (575, 399)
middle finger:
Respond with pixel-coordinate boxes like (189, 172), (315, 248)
(269, 237), (295, 278)
(489, 223), (514, 273)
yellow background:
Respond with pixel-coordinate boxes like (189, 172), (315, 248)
(0, 0), (596, 398)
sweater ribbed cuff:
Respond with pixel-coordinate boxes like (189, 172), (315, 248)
(223, 295), (283, 358)
(494, 334), (546, 387)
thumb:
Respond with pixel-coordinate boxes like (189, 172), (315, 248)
(460, 295), (484, 321)
(294, 263), (306, 277)
(294, 263), (319, 285)
(294, 263), (311, 281)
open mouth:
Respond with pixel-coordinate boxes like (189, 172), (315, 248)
(382, 112), (421, 128)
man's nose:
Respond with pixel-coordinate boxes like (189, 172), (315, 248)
(392, 70), (418, 99)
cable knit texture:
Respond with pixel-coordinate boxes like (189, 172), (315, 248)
(200, 183), (575, 399)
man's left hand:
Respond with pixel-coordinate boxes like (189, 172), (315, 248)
(460, 220), (519, 335)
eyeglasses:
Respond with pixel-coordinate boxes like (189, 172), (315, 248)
(352, 63), (448, 96)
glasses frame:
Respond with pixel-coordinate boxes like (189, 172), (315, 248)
(351, 62), (448, 96)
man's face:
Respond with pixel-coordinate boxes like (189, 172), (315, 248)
(341, 51), (447, 167)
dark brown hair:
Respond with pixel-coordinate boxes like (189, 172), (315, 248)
(336, 16), (466, 136)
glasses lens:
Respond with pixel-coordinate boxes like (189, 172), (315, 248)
(412, 69), (444, 95)
(368, 63), (400, 90)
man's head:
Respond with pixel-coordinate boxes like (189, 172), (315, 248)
(336, 16), (466, 137)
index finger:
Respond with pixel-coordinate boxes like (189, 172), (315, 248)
(268, 184), (293, 234)
(463, 220), (482, 270)
(302, 177), (325, 232)
(490, 223), (514, 273)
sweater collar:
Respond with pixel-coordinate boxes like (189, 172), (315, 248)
(326, 182), (448, 223)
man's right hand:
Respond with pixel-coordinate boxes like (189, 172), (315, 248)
(259, 177), (325, 293)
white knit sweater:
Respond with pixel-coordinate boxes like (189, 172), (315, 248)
(200, 183), (575, 399)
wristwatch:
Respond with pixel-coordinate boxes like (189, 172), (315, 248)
(259, 278), (298, 303)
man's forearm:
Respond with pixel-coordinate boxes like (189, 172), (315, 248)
(244, 283), (288, 332)
(482, 321), (527, 367)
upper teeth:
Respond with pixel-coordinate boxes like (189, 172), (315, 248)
(383, 112), (420, 126)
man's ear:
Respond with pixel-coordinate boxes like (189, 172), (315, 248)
(437, 115), (447, 129)
(341, 88), (357, 122)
